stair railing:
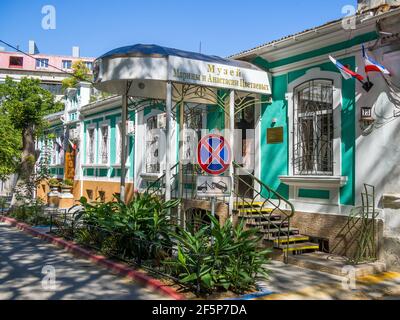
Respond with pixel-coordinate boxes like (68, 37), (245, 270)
(145, 163), (179, 198)
(232, 162), (295, 263)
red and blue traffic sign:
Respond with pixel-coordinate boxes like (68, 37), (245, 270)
(197, 134), (231, 175)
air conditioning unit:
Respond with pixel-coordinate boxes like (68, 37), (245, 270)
(127, 121), (135, 136)
(69, 128), (79, 141)
(157, 113), (167, 129)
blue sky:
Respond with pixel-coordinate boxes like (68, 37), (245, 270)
(0, 0), (357, 58)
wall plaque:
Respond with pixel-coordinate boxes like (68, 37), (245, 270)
(267, 127), (284, 144)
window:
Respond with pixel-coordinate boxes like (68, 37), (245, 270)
(87, 128), (96, 164)
(293, 80), (333, 176)
(62, 60), (72, 69)
(40, 83), (62, 95)
(84, 61), (93, 71)
(9, 56), (23, 68)
(50, 135), (64, 166)
(99, 125), (109, 164)
(115, 122), (122, 164)
(145, 116), (161, 174)
(36, 58), (49, 69)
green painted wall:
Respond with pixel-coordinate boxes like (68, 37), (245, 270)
(298, 189), (330, 200)
(340, 58), (356, 206)
(207, 90), (226, 131)
(260, 75), (289, 199)
(255, 56), (356, 203)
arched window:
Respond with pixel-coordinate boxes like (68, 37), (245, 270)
(293, 79), (334, 176)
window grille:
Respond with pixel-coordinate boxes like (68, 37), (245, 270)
(87, 128), (95, 164)
(116, 123), (122, 164)
(100, 126), (109, 164)
(145, 116), (160, 174)
(293, 80), (334, 176)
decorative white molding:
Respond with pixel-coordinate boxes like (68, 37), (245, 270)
(279, 175), (348, 188)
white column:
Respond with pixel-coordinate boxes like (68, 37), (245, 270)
(120, 94), (128, 202)
(229, 90), (235, 218)
(165, 82), (172, 202)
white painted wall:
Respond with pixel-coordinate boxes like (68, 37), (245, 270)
(354, 40), (400, 235)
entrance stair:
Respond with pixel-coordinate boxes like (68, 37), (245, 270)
(236, 200), (320, 257)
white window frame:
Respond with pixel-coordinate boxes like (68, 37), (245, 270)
(293, 79), (334, 176)
(98, 121), (110, 165)
(287, 68), (342, 178)
(115, 120), (122, 165)
(62, 60), (72, 70)
(282, 68), (344, 206)
(86, 124), (97, 165)
(36, 58), (49, 69)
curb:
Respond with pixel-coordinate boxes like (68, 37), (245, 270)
(0, 216), (184, 300)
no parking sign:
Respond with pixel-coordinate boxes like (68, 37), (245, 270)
(197, 134), (231, 175)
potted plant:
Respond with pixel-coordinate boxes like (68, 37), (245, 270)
(47, 178), (60, 208)
(60, 179), (74, 193)
(48, 178), (60, 192)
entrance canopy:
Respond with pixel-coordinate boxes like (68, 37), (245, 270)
(92, 44), (271, 203)
(93, 44), (271, 99)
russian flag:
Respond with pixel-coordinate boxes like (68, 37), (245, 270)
(362, 45), (391, 75)
(329, 56), (364, 82)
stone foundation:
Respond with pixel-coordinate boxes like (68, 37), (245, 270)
(290, 211), (383, 259)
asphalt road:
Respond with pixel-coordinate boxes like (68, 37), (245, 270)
(0, 222), (169, 300)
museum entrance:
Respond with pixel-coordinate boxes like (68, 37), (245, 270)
(234, 96), (256, 198)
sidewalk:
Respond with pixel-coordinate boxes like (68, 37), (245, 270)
(255, 260), (400, 300)
(0, 222), (169, 300)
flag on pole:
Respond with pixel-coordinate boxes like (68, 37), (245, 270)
(362, 45), (391, 75)
(329, 55), (365, 82)
(69, 139), (77, 151)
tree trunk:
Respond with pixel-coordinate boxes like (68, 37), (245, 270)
(11, 125), (36, 206)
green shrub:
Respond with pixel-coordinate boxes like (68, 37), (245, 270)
(62, 179), (74, 186)
(9, 199), (49, 225)
(75, 194), (180, 261)
(48, 178), (59, 186)
(164, 214), (270, 294)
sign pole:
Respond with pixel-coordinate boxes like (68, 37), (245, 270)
(211, 196), (216, 245)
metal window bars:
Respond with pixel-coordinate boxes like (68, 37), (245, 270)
(293, 80), (334, 176)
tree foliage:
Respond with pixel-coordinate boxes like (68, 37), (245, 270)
(0, 76), (63, 193)
(61, 60), (92, 90)
(0, 77), (63, 134)
(0, 113), (21, 180)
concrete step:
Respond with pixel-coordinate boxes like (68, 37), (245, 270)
(277, 242), (320, 253)
(235, 201), (265, 208)
(261, 227), (300, 236)
(246, 220), (288, 227)
(238, 208), (273, 214)
(287, 252), (387, 277)
(269, 234), (310, 245)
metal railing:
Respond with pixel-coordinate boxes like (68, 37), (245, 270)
(232, 162), (295, 262)
(331, 184), (379, 264)
(144, 161), (295, 262)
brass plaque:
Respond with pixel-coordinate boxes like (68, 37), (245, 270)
(267, 127), (284, 144)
